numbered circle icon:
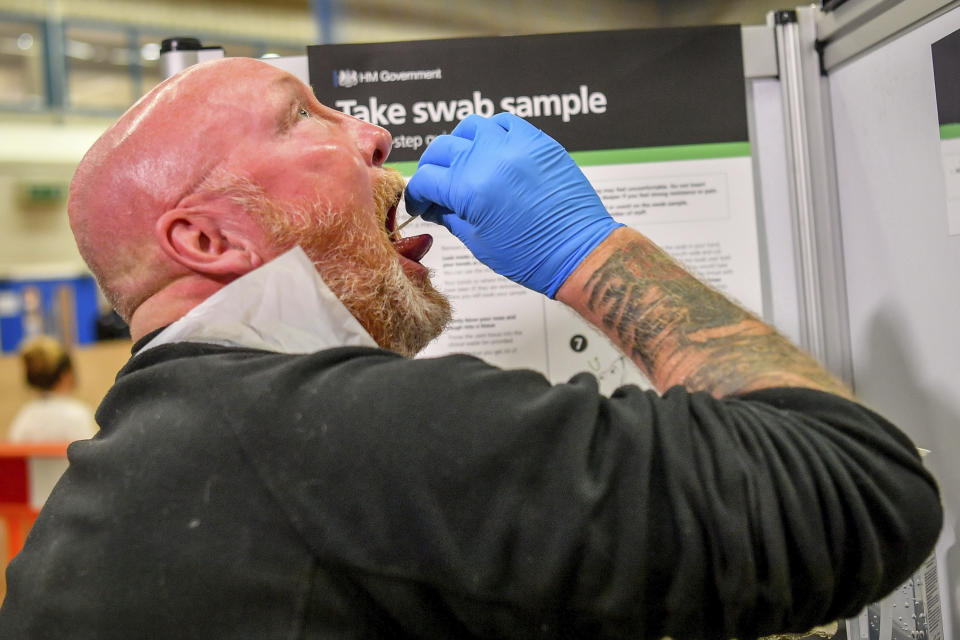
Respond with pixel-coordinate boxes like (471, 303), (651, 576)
(570, 334), (588, 352)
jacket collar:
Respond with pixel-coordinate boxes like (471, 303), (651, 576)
(138, 246), (377, 355)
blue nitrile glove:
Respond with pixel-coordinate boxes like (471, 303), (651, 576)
(404, 112), (623, 298)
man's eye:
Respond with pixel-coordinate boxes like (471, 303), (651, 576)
(298, 108), (310, 118)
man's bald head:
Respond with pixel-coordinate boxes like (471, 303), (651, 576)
(68, 58), (293, 319)
(67, 58), (450, 352)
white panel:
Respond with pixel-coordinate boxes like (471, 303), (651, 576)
(748, 77), (803, 344)
(741, 25), (778, 78)
(263, 55), (309, 83)
(27, 458), (69, 510)
(829, 9), (960, 640)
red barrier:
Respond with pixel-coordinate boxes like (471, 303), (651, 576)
(0, 442), (69, 563)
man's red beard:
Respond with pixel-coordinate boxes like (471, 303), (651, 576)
(249, 169), (452, 357)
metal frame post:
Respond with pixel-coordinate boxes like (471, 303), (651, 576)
(772, 6), (854, 383)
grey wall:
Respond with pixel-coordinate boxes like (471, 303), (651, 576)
(829, 7), (960, 637)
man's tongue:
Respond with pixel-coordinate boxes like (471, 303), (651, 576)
(394, 234), (432, 263)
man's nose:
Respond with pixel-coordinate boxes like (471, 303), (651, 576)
(352, 119), (392, 167)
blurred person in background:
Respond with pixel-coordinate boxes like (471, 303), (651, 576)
(8, 335), (97, 443)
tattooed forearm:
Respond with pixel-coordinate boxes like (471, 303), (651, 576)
(583, 238), (851, 398)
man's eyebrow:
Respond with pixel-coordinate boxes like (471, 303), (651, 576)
(272, 74), (309, 133)
(276, 100), (299, 134)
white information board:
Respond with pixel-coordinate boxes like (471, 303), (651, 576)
(303, 27), (766, 390)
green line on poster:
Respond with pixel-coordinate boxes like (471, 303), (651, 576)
(571, 141), (750, 166)
(940, 123), (960, 140)
(387, 141), (750, 176)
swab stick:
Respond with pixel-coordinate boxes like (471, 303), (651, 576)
(388, 215), (417, 238)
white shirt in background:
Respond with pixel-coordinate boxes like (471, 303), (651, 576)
(8, 395), (98, 443)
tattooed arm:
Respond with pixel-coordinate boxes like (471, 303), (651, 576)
(407, 115), (847, 398)
(556, 227), (852, 399)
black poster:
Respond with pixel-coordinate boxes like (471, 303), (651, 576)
(308, 26), (747, 163)
(933, 28), (960, 129)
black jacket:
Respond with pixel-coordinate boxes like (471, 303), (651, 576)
(0, 341), (942, 639)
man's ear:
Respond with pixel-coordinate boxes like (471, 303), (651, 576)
(155, 208), (265, 276)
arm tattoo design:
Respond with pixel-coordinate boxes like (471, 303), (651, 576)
(584, 240), (850, 397)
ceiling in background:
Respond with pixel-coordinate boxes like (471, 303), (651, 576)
(0, 0), (795, 43)
(0, 0), (797, 120)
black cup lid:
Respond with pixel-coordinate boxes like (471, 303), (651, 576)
(160, 37), (202, 53)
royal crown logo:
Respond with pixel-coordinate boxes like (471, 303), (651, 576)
(334, 69), (359, 88)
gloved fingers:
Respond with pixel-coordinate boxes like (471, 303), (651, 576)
(491, 111), (536, 133)
(416, 203), (453, 225)
(417, 134), (471, 169)
(418, 208), (472, 238)
(404, 164), (452, 216)
(450, 114), (487, 140)
(441, 210), (476, 241)
(451, 113), (511, 143)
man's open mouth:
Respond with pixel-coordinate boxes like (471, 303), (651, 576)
(385, 197), (432, 264)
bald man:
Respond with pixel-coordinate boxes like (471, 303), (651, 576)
(0, 58), (942, 639)
(68, 57), (450, 357)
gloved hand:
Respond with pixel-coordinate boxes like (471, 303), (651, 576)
(404, 112), (623, 298)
